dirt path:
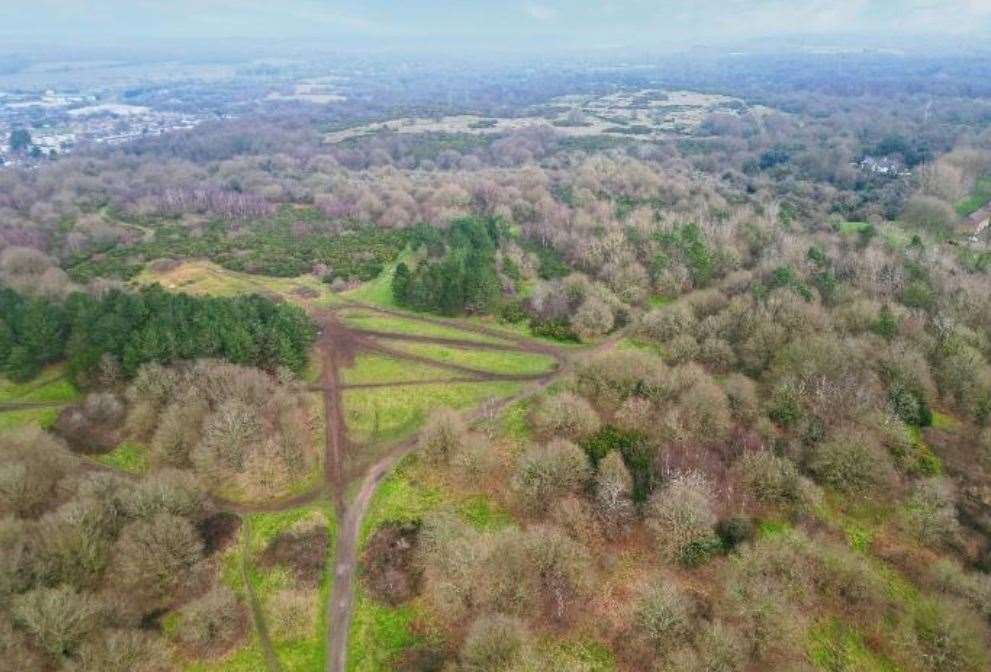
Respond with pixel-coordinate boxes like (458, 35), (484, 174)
(239, 517), (284, 672)
(317, 314), (348, 509)
(69, 298), (589, 672)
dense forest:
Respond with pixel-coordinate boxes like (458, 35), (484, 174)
(0, 284), (314, 383)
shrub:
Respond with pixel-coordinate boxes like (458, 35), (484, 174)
(71, 629), (171, 672)
(418, 408), (466, 464)
(0, 427), (76, 517)
(12, 585), (105, 658)
(646, 472), (718, 561)
(723, 373), (759, 424)
(906, 598), (989, 672)
(635, 581), (693, 656)
(930, 560), (991, 621)
(594, 451), (635, 535)
(123, 468), (205, 520)
(460, 614), (527, 672)
(172, 586), (246, 656)
(514, 439), (591, 512)
(901, 478), (961, 547)
(736, 451), (804, 508)
(112, 513), (203, 605)
(570, 296), (614, 341)
(808, 429), (895, 496)
(530, 392), (601, 441)
(640, 303), (695, 343)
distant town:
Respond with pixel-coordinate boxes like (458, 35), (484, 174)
(0, 89), (217, 168)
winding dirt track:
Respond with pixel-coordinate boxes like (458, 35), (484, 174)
(65, 298), (595, 672)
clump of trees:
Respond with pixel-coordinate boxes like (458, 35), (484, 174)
(124, 360), (317, 500)
(0, 428), (243, 670)
(392, 218), (504, 316)
(0, 284), (314, 383)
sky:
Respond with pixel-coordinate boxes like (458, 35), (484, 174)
(4, 1), (991, 53)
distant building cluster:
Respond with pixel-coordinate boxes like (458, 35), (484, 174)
(857, 155), (909, 176)
(0, 89), (210, 168)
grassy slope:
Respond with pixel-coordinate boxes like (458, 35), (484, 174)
(135, 259), (337, 306)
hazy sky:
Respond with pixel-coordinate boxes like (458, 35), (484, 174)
(5, 1), (991, 52)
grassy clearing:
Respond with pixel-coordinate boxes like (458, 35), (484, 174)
(340, 353), (454, 386)
(96, 441), (149, 474)
(347, 589), (421, 672)
(135, 259), (335, 307)
(189, 502), (337, 672)
(0, 407), (60, 432)
(341, 252), (407, 308)
(385, 341), (556, 376)
(339, 309), (507, 346)
(807, 619), (897, 672)
(343, 380), (522, 445)
(955, 176), (991, 216)
(0, 366), (78, 404)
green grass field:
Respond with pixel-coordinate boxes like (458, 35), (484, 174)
(384, 340), (556, 376)
(338, 309), (508, 346)
(343, 380), (522, 445)
(0, 366), (78, 404)
(340, 353), (456, 387)
(0, 366), (80, 432)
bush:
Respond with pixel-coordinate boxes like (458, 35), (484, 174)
(635, 581), (693, 656)
(901, 478), (961, 547)
(460, 614), (527, 672)
(640, 303), (695, 343)
(594, 451), (635, 535)
(514, 439), (591, 512)
(171, 586), (245, 656)
(530, 392), (601, 441)
(906, 598), (989, 672)
(71, 629), (171, 672)
(418, 408), (466, 464)
(646, 472), (718, 561)
(112, 513), (203, 605)
(808, 429), (895, 496)
(736, 451), (804, 508)
(12, 585), (105, 658)
(570, 296), (614, 341)
(0, 427), (77, 517)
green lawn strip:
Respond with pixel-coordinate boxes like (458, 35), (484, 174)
(0, 366), (79, 404)
(338, 310), (509, 346)
(340, 252), (407, 308)
(0, 407), (61, 432)
(342, 380), (522, 445)
(384, 340), (556, 376)
(340, 353), (454, 386)
(95, 441), (149, 474)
